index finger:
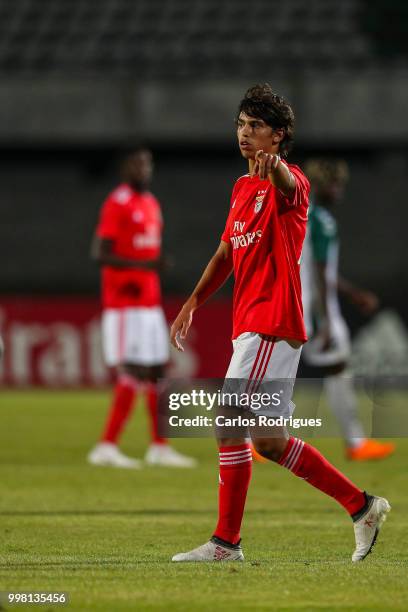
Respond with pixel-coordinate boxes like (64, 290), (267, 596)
(170, 323), (184, 351)
(173, 332), (184, 352)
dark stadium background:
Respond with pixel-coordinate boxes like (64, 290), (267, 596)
(1, 5), (408, 608)
(0, 0), (407, 384)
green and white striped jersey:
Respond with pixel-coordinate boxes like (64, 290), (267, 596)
(301, 203), (342, 332)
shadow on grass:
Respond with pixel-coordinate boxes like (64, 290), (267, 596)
(1, 559), (406, 570)
(0, 507), (313, 517)
(0, 559), (154, 569)
(0, 509), (213, 517)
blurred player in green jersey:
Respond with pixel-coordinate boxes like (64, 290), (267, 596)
(301, 159), (394, 461)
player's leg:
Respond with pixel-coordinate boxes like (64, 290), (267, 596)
(172, 431), (249, 562)
(251, 339), (391, 562)
(324, 366), (395, 460)
(100, 363), (139, 443)
(142, 364), (197, 468)
(134, 306), (196, 468)
(172, 332), (264, 562)
(252, 431), (391, 561)
(254, 431), (367, 515)
(324, 361), (365, 446)
(304, 318), (394, 460)
(322, 319), (367, 450)
(173, 334), (390, 562)
(140, 364), (167, 447)
(88, 308), (142, 468)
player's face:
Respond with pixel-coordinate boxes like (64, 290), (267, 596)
(126, 151), (153, 190)
(237, 112), (275, 159)
(318, 181), (345, 206)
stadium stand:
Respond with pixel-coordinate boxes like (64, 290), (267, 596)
(1, 0), (406, 77)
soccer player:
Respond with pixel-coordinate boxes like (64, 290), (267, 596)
(88, 147), (196, 468)
(170, 85), (390, 562)
(301, 159), (395, 460)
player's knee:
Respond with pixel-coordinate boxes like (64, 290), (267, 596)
(253, 438), (288, 463)
(217, 437), (247, 448)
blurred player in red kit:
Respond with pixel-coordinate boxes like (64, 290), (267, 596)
(88, 147), (196, 468)
(170, 85), (390, 562)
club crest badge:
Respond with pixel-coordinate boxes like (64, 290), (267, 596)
(254, 194), (264, 213)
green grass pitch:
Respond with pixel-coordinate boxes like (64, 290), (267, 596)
(0, 389), (407, 611)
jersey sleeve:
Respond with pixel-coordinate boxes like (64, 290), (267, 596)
(96, 195), (123, 239)
(310, 209), (337, 263)
(277, 164), (310, 214)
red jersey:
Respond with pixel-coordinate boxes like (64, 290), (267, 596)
(96, 184), (162, 308)
(221, 164), (310, 342)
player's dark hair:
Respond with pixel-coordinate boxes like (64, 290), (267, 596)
(120, 142), (150, 162)
(237, 84), (295, 157)
(305, 159), (349, 188)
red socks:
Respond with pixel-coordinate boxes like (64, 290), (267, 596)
(279, 437), (365, 516)
(213, 444), (252, 545)
(101, 374), (137, 443)
(146, 382), (167, 445)
(212, 437), (364, 545)
(101, 377), (167, 446)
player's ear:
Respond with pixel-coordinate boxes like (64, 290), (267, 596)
(272, 128), (285, 145)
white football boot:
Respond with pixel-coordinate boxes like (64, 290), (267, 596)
(172, 539), (244, 562)
(144, 443), (197, 468)
(87, 442), (142, 469)
(352, 495), (391, 562)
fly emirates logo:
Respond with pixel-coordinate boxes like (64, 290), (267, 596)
(230, 221), (263, 250)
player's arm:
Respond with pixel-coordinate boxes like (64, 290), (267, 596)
(90, 235), (159, 270)
(337, 275), (379, 315)
(170, 240), (233, 351)
(253, 150), (295, 198)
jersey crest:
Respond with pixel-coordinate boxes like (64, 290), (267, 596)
(254, 189), (267, 213)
